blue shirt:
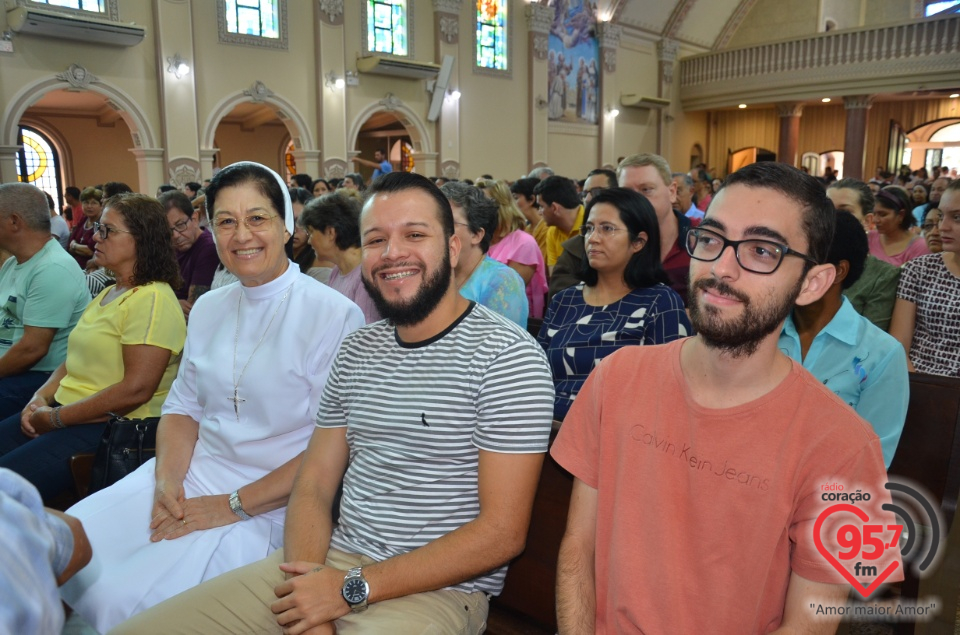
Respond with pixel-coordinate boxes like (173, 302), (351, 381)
(0, 468), (75, 635)
(779, 297), (909, 467)
(373, 160), (393, 179)
(459, 256), (528, 327)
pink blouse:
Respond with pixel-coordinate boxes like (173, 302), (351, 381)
(867, 230), (930, 267)
(488, 229), (548, 318)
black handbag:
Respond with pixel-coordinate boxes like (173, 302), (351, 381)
(88, 413), (160, 494)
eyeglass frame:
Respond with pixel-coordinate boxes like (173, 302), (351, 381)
(211, 212), (281, 234)
(685, 226), (818, 275)
(169, 216), (193, 235)
(92, 222), (133, 241)
(579, 222), (629, 239)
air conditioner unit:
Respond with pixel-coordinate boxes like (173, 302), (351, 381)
(6, 6), (146, 47)
(620, 94), (671, 109)
(356, 56), (440, 80)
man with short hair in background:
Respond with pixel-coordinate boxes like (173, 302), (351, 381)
(352, 149), (393, 181)
(0, 183), (90, 420)
(672, 172), (704, 223)
(618, 153), (691, 302)
(534, 175), (584, 276)
(159, 190), (219, 320)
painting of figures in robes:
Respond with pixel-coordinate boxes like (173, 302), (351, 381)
(547, 0), (599, 125)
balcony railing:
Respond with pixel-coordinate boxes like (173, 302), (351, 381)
(678, 15), (960, 109)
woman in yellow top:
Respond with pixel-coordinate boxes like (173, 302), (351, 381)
(0, 193), (186, 501)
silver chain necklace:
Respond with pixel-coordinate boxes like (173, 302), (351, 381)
(230, 283), (294, 419)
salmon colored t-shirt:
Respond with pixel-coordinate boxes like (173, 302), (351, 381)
(551, 339), (901, 634)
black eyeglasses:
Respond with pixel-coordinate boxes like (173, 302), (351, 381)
(170, 218), (191, 234)
(93, 222), (132, 241)
(685, 227), (817, 274)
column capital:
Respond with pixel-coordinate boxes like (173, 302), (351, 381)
(525, 3), (553, 34)
(432, 0), (462, 16)
(657, 38), (679, 63)
(129, 148), (166, 160)
(844, 95), (874, 110)
(776, 103), (804, 118)
(596, 23), (622, 49)
(318, 0), (344, 26)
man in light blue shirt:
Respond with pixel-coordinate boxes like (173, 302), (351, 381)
(352, 149), (393, 181)
(779, 210), (908, 467)
(0, 468), (92, 634)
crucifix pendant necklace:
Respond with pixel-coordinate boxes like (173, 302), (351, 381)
(231, 284), (293, 419)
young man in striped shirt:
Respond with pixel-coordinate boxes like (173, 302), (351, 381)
(113, 172), (555, 635)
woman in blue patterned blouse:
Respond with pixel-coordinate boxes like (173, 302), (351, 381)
(538, 188), (692, 420)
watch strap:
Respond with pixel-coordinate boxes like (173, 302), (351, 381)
(229, 489), (252, 521)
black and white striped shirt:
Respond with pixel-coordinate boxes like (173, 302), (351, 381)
(317, 302), (555, 594)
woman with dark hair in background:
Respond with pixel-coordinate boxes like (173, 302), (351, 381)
(922, 207), (943, 254)
(538, 188), (691, 420)
(300, 192), (381, 323)
(868, 186), (930, 266)
(310, 178), (331, 197)
(288, 187), (333, 283)
(0, 193), (186, 499)
(61, 163), (364, 632)
(67, 187), (102, 269)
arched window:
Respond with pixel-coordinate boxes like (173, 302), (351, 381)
(15, 126), (63, 210)
(476, 0), (508, 71)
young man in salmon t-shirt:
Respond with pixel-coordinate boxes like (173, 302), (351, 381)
(552, 162), (902, 634)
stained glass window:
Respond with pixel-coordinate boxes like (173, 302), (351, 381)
(225, 0), (279, 39)
(926, 0), (960, 16)
(15, 127), (63, 210)
(367, 0), (407, 56)
(476, 0), (507, 71)
(33, 0), (105, 12)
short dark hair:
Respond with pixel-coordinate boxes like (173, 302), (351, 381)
(828, 211), (868, 289)
(80, 186), (103, 203)
(157, 185), (177, 195)
(875, 186), (915, 230)
(102, 182), (133, 199)
(205, 163), (286, 226)
(720, 163), (835, 266)
(586, 168), (617, 188)
(344, 173), (366, 190)
(185, 182), (202, 192)
(365, 171), (454, 241)
(300, 193), (362, 250)
(288, 187), (313, 206)
(65, 186), (81, 200)
(578, 188), (670, 289)
(829, 178), (875, 216)
(311, 178), (331, 192)
(291, 174), (312, 189)
(104, 193), (182, 290)
(534, 175), (581, 209)
(510, 177), (539, 201)
(158, 190), (195, 219)
(440, 181), (498, 253)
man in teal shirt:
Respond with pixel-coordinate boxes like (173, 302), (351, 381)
(0, 184), (90, 419)
(779, 210), (908, 466)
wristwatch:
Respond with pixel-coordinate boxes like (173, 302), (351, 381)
(341, 567), (370, 613)
(228, 489), (252, 521)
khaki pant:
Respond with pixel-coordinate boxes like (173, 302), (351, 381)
(109, 548), (489, 635)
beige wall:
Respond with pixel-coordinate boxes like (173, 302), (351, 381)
(213, 121), (289, 170)
(725, 0), (820, 48)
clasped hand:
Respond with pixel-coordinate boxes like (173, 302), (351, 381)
(20, 396), (53, 438)
(149, 481), (238, 542)
(271, 562), (350, 635)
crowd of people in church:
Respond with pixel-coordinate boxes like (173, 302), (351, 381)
(0, 146), (958, 634)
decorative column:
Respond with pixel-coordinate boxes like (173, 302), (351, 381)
(199, 148), (219, 180)
(597, 22), (621, 169)
(291, 149), (322, 181)
(317, 1), (346, 179)
(843, 95), (873, 180)
(433, 0), (462, 179)
(154, 0), (200, 187)
(525, 3), (553, 172)
(0, 146), (21, 185)
(656, 38), (679, 159)
(776, 103), (803, 168)
(411, 151), (439, 178)
(129, 149), (167, 195)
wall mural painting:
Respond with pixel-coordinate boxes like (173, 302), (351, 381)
(547, 0), (599, 125)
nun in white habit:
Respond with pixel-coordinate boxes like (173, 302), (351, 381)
(61, 162), (365, 633)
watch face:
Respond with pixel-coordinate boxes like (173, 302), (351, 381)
(343, 578), (368, 604)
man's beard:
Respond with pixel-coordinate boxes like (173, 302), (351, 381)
(687, 275), (802, 359)
(361, 252), (452, 327)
